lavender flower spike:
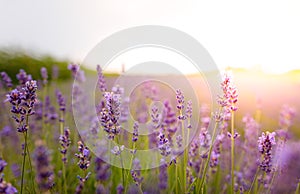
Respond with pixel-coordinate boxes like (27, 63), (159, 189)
(258, 131), (276, 173)
(40, 67), (48, 85)
(0, 72), (13, 88)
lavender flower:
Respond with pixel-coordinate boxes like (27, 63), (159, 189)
(0, 72), (13, 88)
(0, 181), (18, 194)
(157, 133), (171, 157)
(68, 63), (80, 77)
(258, 131), (276, 173)
(40, 67), (48, 85)
(59, 128), (71, 163)
(176, 89), (186, 120)
(95, 157), (110, 181)
(16, 69), (32, 85)
(218, 73), (238, 112)
(210, 134), (224, 169)
(132, 122), (139, 142)
(111, 145), (124, 155)
(33, 141), (55, 191)
(130, 158), (143, 186)
(0, 159), (7, 173)
(52, 65), (59, 80)
(117, 184), (124, 194)
(75, 141), (91, 194)
(7, 80), (38, 133)
(279, 104), (296, 130)
(75, 141), (91, 170)
(96, 65), (107, 92)
(100, 92), (121, 140)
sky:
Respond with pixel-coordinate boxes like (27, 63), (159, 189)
(0, 0), (300, 74)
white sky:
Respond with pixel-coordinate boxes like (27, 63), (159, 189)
(0, 0), (300, 74)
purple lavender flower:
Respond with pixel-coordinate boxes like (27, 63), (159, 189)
(258, 131), (276, 173)
(218, 73), (238, 112)
(162, 100), (177, 135)
(95, 157), (110, 181)
(68, 63), (79, 76)
(16, 69), (32, 85)
(176, 89), (186, 120)
(40, 67), (48, 85)
(7, 80), (38, 133)
(96, 65), (107, 92)
(279, 104), (296, 130)
(59, 128), (71, 163)
(117, 184), (124, 194)
(111, 145), (124, 155)
(0, 158), (17, 193)
(75, 141), (92, 194)
(96, 184), (107, 194)
(0, 181), (17, 194)
(52, 65), (59, 80)
(130, 158), (143, 186)
(132, 122), (139, 142)
(100, 92), (121, 140)
(56, 90), (66, 112)
(210, 134), (224, 169)
(0, 72), (13, 88)
(75, 141), (91, 170)
(0, 159), (7, 173)
(157, 133), (171, 157)
(33, 141), (55, 191)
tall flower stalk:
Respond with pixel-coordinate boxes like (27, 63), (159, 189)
(7, 80), (38, 194)
(220, 73), (238, 194)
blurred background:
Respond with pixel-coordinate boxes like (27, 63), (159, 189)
(0, 0), (299, 134)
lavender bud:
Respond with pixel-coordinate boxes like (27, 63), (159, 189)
(40, 67), (48, 85)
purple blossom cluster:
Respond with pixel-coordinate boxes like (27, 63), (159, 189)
(100, 92), (122, 140)
(0, 72), (13, 89)
(7, 80), (37, 133)
(0, 158), (17, 194)
(59, 128), (71, 163)
(258, 131), (276, 173)
(33, 141), (55, 191)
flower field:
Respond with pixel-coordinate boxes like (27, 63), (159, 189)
(0, 64), (299, 194)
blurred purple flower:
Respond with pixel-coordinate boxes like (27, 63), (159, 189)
(40, 67), (48, 85)
(97, 65), (107, 92)
(0, 72), (13, 88)
(33, 141), (55, 191)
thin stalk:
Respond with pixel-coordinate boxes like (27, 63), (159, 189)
(248, 169), (260, 193)
(116, 137), (125, 188)
(124, 142), (136, 193)
(59, 110), (67, 194)
(25, 114), (36, 194)
(231, 111), (235, 194)
(20, 131), (28, 194)
(198, 118), (220, 191)
(181, 119), (187, 192)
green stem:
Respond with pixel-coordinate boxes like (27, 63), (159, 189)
(198, 116), (220, 191)
(59, 110), (67, 194)
(125, 142), (136, 193)
(20, 132), (27, 194)
(25, 114), (36, 194)
(231, 111), (235, 194)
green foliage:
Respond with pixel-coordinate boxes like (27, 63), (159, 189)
(0, 50), (71, 83)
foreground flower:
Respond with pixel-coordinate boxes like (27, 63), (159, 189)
(258, 131), (276, 173)
(75, 141), (92, 194)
